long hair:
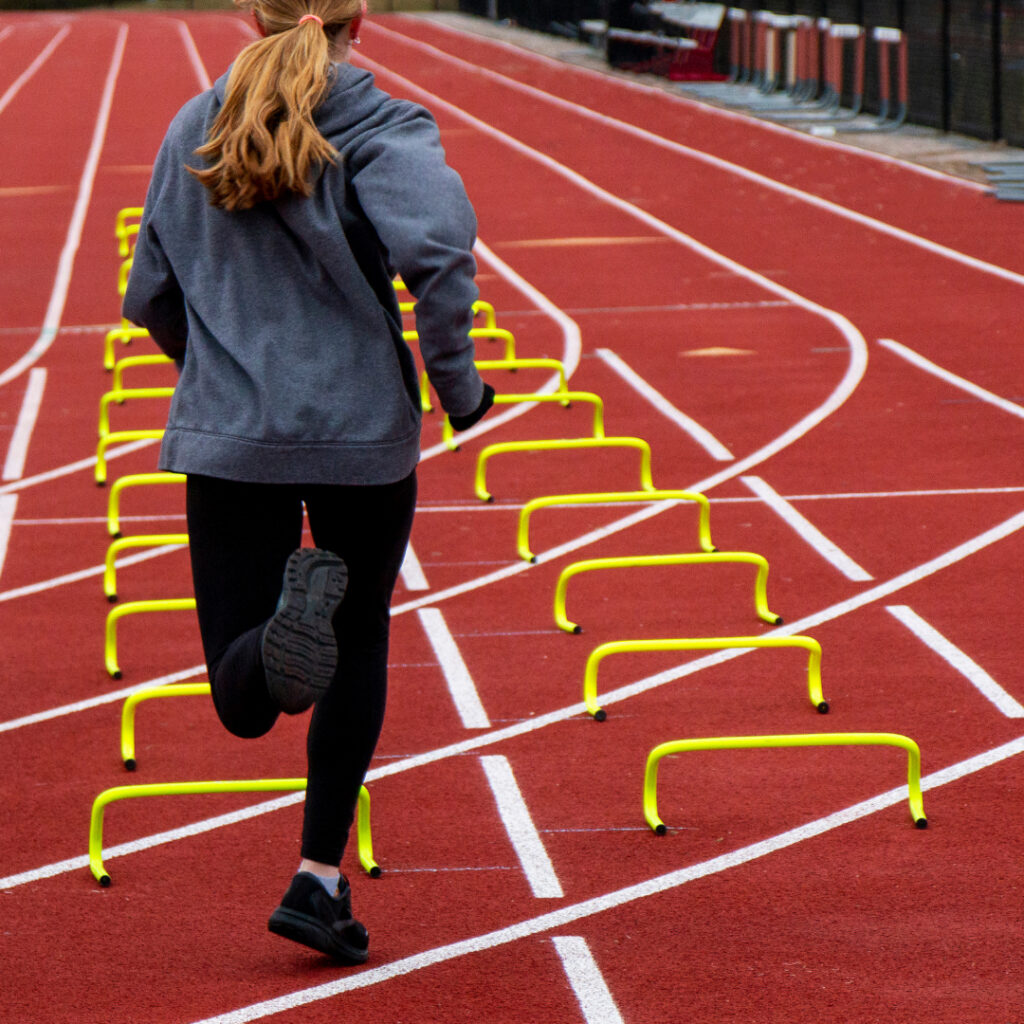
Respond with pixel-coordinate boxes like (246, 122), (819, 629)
(190, 0), (364, 211)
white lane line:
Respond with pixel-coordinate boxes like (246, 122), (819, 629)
(741, 475), (873, 581)
(175, 19), (212, 89)
(6, 506), (1024, 888)
(399, 543), (430, 591)
(186, 731), (1024, 1024)
(552, 936), (626, 1024)
(0, 24), (70, 117)
(0, 495), (16, 580)
(418, 607), (490, 729)
(0, 436), (160, 498)
(3, 367), (46, 480)
(0, 543), (185, 607)
(595, 348), (734, 461)
(0, 662), (205, 737)
(0, 23), (128, 389)
(879, 338), (1024, 421)
(886, 605), (1024, 718)
(369, 22), (1024, 288)
(480, 754), (563, 898)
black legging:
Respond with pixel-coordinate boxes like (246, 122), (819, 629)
(185, 471), (417, 866)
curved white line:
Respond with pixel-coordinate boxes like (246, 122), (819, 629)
(0, 23), (128, 390)
(367, 21), (1024, 287)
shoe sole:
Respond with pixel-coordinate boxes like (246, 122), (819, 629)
(262, 549), (348, 714)
(268, 905), (369, 964)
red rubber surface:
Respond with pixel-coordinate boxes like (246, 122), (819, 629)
(1, 11), (1022, 1022)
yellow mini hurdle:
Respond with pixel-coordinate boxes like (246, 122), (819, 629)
(95, 429), (165, 485)
(105, 598), (197, 679)
(518, 490), (715, 563)
(554, 552), (781, 634)
(476, 437), (654, 503)
(98, 387), (175, 438)
(107, 471), (185, 537)
(643, 733), (927, 834)
(111, 354), (174, 392)
(119, 681), (211, 769)
(420, 357), (570, 414)
(103, 327), (151, 371)
(115, 206), (144, 257)
(104, 534), (189, 601)
(89, 780), (378, 885)
(401, 298), (497, 331)
(583, 635), (828, 720)
(404, 326), (517, 362)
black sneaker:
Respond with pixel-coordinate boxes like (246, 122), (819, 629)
(261, 548), (348, 715)
(268, 872), (369, 963)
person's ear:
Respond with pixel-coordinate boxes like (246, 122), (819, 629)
(349, 14), (362, 42)
(254, 15), (268, 36)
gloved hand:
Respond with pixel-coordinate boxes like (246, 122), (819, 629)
(449, 383), (495, 432)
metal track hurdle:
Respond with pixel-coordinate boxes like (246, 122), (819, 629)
(553, 552), (782, 634)
(107, 471), (185, 537)
(88, 779), (378, 885)
(866, 27), (908, 131)
(476, 438), (655, 503)
(517, 489), (715, 564)
(111, 354), (174, 392)
(643, 733), (927, 834)
(98, 388), (176, 439)
(582, 635), (829, 721)
(105, 598), (197, 679)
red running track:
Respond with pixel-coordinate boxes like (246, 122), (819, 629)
(0, 10), (1023, 1023)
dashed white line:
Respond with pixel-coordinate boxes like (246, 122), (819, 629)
(879, 338), (1024, 420)
(886, 604), (1024, 718)
(417, 607), (490, 729)
(3, 367), (46, 480)
(552, 936), (625, 1024)
(481, 754), (563, 898)
(742, 474), (874, 581)
(595, 348), (734, 461)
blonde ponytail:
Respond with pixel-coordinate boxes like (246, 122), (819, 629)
(191, 0), (363, 211)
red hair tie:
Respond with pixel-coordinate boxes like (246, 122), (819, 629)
(298, 13), (323, 27)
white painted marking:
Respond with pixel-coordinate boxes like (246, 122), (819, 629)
(596, 348), (734, 461)
(186, 731), (1024, 1023)
(481, 755), (563, 898)
(0, 24), (70, 117)
(7, 508), (1024, 889)
(3, 368), (46, 480)
(0, 663), (206, 736)
(0, 23), (127, 389)
(175, 19), (212, 89)
(0, 436), (161, 498)
(879, 338), (1024, 421)
(552, 936), (625, 1024)
(399, 543), (430, 591)
(742, 475), (873, 581)
(0, 495), (16, 580)
(0, 543), (185, 607)
(417, 607), (490, 729)
(886, 605), (1024, 718)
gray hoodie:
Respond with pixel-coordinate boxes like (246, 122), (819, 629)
(122, 62), (485, 485)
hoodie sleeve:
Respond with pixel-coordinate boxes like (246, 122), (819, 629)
(347, 104), (484, 419)
(121, 139), (189, 363)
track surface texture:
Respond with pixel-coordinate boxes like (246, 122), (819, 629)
(1, 10), (1022, 1024)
